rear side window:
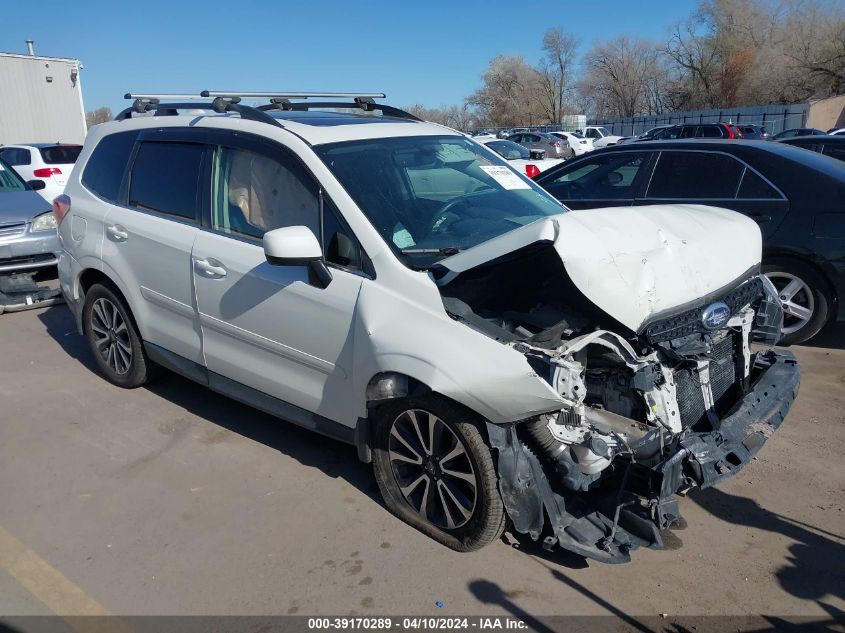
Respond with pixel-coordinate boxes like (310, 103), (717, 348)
(698, 125), (723, 138)
(82, 131), (140, 203)
(0, 148), (31, 166)
(679, 126), (697, 139)
(129, 142), (204, 221)
(822, 144), (845, 162)
(647, 152), (744, 199)
(39, 145), (82, 164)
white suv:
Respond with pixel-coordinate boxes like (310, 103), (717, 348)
(57, 92), (799, 563)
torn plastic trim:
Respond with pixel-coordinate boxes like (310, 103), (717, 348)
(0, 272), (64, 314)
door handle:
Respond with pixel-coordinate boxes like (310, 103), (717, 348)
(747, 213), (772, 223)
(106, 224), (128, 242)
(194, 258), (227, 278)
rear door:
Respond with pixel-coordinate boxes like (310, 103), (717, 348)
(637, 150), (789, 238)
(538, 151), (654, 209)
(101, 129), (208, 364)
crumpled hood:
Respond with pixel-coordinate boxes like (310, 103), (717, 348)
(0, 191), (52, 225)
(438, 204), (762, 332)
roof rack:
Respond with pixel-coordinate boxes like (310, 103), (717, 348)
(114, 91), (420, 125)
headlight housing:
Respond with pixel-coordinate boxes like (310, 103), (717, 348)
(31, 211), (57, 232)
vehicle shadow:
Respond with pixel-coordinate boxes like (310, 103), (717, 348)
(35, 306), (383, 507)
(687, 487), (845, 605)
(801, 321), (845, 350)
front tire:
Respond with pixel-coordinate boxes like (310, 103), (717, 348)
(82, 282), (153, 388)
(372, 395), (506, 552)
(762, 258), (832, 345)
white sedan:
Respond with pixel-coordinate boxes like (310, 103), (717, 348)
(481, 138), (563, 178)
(0, 143), (82, 202)
(550, 131), (594, 156)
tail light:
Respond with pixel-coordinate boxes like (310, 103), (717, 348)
(33, 167), (62, 178)
(722, 124), (736, 139)
(52, 195), (71, 225)
(525, 164), (541, 178)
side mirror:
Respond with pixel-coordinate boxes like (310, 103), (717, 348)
(27, 179), (46, 191)
(264, 226), (332, 288)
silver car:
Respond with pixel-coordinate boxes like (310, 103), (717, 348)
(507, 131), (571, 159)
(0, 157), (60, 273)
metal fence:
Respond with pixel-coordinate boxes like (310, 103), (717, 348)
(589, 104), (810, 137)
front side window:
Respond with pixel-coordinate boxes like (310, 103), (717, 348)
(544, 152), (649, 200)
(212, 146), (320, 240)
(129, 142), (205, 221)
(647, 152), (744, 199)
(316, 135), (565, 267)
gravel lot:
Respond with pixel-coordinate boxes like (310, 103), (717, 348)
(0, 301), (843, 624)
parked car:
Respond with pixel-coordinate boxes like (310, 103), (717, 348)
(651, 123), (744, 140)
(0, 143), (83, 202)
(481, 138), (563, 177)
(828, 128), (845, 135)
(549, 131), (593, 156)
(581, 125), (623, 148)
(779, 135), (845, 163)
(772, 128), (825, 140)
(617, 125), (673, 144)
(536, 139), (845, 344)
(58, 92), (797, 564)
(0, 156), (60, 274)
(507, 131), (571, 159)
(735, 124), (770, 140)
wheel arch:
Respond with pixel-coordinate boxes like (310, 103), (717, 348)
(762, 248), (837, 304)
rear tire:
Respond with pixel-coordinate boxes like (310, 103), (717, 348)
(762, 258), (832, 345)
(82, 282), (152, 388)
(372, 395), (506, 552)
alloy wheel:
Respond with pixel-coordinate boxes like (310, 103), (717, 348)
(90, 297), (133, 375)
(388, 409), (478, 530)
(765, 272), (815, 336)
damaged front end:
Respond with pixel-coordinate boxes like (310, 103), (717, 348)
(437, 242), (799, 563)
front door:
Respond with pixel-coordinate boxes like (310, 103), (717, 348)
(192, 139), (366, 426)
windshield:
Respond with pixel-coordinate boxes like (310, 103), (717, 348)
(0, 159), (26, 192)
(484, 140), (530, 160)
(596, 127), (611, 136)
(316, 135), (566, 267)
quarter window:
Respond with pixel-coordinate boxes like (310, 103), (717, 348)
(129, 142), (205, 221)
(212, 146), (320, 240)
(647, 152), (744, 199)
(737, 169), (781, 199)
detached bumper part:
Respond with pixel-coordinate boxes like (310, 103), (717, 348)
(0, 272), (63, 314)
(489, 349), (799, 563)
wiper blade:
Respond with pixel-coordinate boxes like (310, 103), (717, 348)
(401, 246), (461, 256)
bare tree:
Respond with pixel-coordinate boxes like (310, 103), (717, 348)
(86, 107), (113, 128)
(537, 28), (580, 124)
(579, 37), (666, 118)
(466, 55), (547, 126)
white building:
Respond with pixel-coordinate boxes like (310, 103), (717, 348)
(0, 42), (86, 145)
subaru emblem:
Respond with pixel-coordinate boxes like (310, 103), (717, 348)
(702, 301), (731, 330)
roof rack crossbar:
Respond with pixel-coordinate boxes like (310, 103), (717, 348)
(257, 100), (421, 121)
(201, 91), (386, 100)
(115, 99), (282, 128)
(116, 91), (417, 125)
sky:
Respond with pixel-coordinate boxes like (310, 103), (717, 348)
(1, 0), (698, 115)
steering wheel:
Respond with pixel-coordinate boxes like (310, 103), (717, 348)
(427, 197), (468, 235)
